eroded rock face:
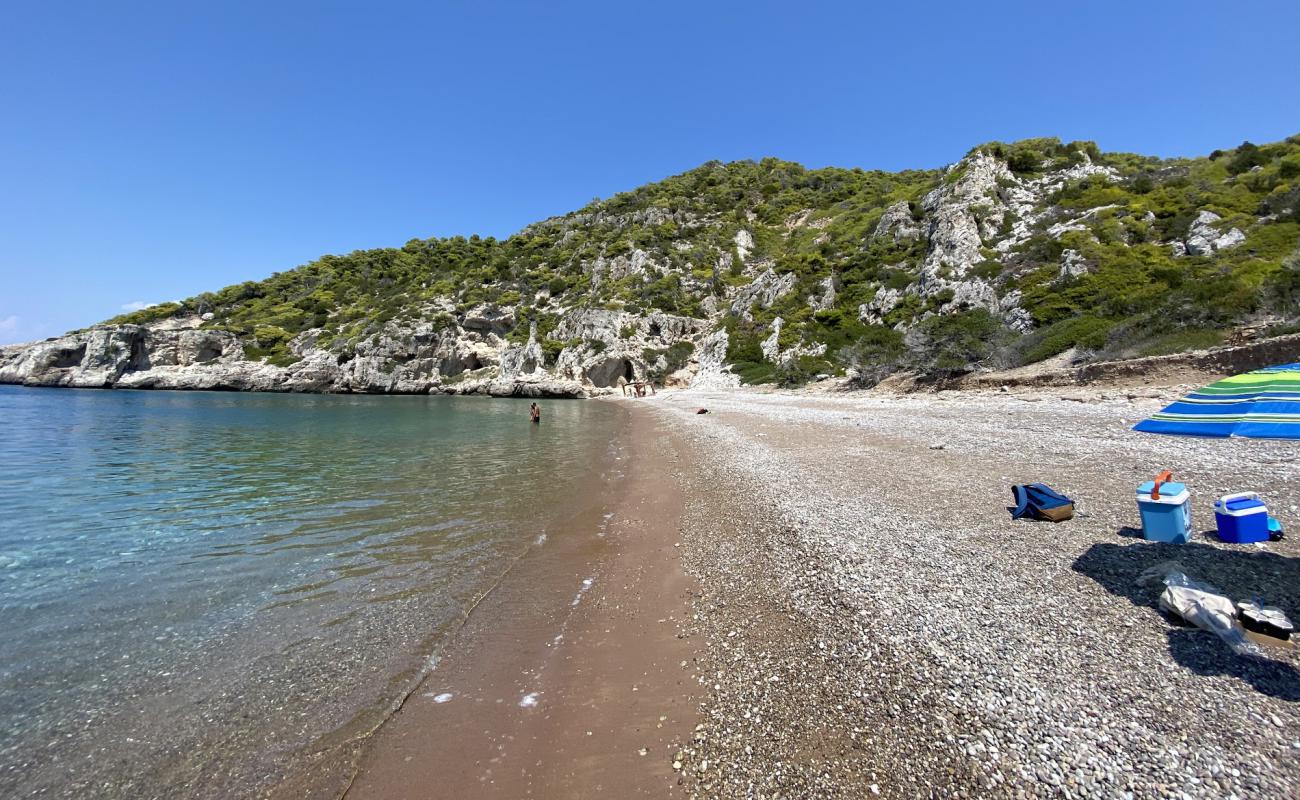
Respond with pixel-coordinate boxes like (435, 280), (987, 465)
(873, 200), (921, 243)
(0, 306), (699, 397)
(920, 153), (1009, 280)
(729, 268), (797, 320)
(1185, 210), (1246, 256)
(688, 329), (739, 390)
(4, 142), (1267, 395)
(808, 275), (838, 311)
(734, 229), (754, 263)
(859, 286), (903, 325)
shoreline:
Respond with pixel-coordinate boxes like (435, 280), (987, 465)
(341, 401), (701, 798)
(8, 380), (1297, 797)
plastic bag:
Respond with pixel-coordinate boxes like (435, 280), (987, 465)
(1135, 562), (1262, 657)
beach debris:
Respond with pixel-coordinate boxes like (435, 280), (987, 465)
(429, 692), (454, 703)
(929, 443), (945, 450)
(1137, 564), (1263, 657)
(696, 408), (710, 414)
(1237, 600), (1295, 640)
(519, 692), (540, 708)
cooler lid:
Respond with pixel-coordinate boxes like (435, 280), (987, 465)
(1224, 497), (1266, 512)
(1137, 480), (1186, 498)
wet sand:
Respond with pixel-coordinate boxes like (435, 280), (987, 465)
(345, 404), (699, 799)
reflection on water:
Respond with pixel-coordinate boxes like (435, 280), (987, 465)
(0, 386), (622, 798)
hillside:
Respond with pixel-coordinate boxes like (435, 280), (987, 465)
(3, 135), (1299, 395)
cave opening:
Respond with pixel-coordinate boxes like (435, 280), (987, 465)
(52, 345), (86, 369)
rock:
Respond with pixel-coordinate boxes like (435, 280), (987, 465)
(0, 304), (704, 398)
(1059, 249), (1090, 280)
(460, 304), (515, 335)
(920, 153), (1010, 281)
(761, 319), (782, 362)
(809, 275), (838, 311)
(1185, 210), (1246, 256)
(690, 329), (740, 390)
(729, 268), (797, 319)
(874, 200), (922, 243)
(734, 229), (754, 263)
(859, 286), (903, 325)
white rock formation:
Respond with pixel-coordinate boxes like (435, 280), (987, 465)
(729, 268), (797, 320)
(689, 329), (740, 389)
(734, 229), (754, 263)
(873, 200), (922, 243)
(1059, 249), (1090, 279)
(761, 318), (783, 361)
(1185, 210), (1246, 256)
(808, 275), (838, 311)
(859, 286), (903, 324)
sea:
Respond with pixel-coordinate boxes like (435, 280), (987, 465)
(0, 385), (624, 798)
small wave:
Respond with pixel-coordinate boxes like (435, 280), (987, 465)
(571, 577), (594, 606)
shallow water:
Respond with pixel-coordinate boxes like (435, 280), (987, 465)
(0, 386), (623, 798)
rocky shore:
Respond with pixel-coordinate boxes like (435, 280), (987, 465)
(0, 307), (726, 398)
(650, 387), (1300, 798)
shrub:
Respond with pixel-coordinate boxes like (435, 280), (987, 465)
(104, 301), (183, 326)
(970, 259), (1003, 281)
(904, 309), (1007, 375)
(253, 325), (292, 348)
(840, 325), (905, 385)
(1226, 141), (1268, 175)
(1264, 247), (1300, 317)
(1278, 155), (1300, 181)
(540, 338), (566, 366)
(1015, 315), (1114, 364)
(1136, 329), (1225, 357)
(663, 340), (694, 373)
(1007, 148), (1044, 175)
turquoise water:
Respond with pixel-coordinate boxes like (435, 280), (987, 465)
(0, 386), (623, 798)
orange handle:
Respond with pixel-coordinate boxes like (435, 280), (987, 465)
(1152, 470), (1173, 500)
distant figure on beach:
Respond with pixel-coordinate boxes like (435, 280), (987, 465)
(529, 402), (540, 425)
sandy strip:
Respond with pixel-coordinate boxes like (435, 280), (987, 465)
(343, 404), (699, 799)
(646, 386), (1300, 799)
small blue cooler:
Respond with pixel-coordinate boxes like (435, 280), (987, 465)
(1136, 478), (1191, 543)
(1213, 493), (1270, 544)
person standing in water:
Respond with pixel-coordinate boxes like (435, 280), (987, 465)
(529, 402), (540, 425)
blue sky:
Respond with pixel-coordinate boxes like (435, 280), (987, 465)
(2, 1), (1298, 344)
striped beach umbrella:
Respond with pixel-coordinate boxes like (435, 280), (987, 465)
(1133, 363), (1300, 439)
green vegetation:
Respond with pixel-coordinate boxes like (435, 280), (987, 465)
(102, 134), (1300, 386)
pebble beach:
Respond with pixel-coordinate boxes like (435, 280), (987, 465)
(647, 386), (1300, 799)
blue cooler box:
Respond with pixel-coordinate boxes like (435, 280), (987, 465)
(1136, 481), (1191, 543)
(1213, 493), (1270, 544)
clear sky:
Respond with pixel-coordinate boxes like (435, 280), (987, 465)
(2, 1), (1297, 344)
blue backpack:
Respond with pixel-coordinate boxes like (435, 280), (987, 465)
(1009, 483), (1075, 522)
